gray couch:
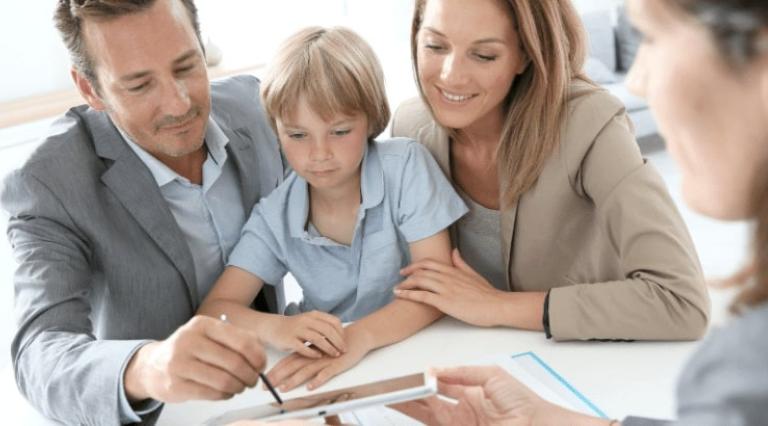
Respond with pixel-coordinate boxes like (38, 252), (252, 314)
(581, 7), (657, 139)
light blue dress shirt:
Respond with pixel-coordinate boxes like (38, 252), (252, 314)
(228, 138), (468, 322)
(116, 118), (245, 422)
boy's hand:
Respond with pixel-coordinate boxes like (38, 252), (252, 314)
(264, 311), (346, 358)
(265, 326), (374, 391)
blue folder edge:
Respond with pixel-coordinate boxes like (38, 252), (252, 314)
(509, 351), (608, 419)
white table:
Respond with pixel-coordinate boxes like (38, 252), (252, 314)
(162, 318), (698, 424)
(5, 287), (735, 425)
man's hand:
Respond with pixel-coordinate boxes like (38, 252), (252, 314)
(124, 315), (266, 403)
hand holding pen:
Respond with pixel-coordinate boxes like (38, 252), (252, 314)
(220, 314), (283, 405)
(124, 315), (266, 403)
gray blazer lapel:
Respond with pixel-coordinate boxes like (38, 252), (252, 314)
(224, 127), (261, 212)
(225, 125), (282, 313)
(89, 112), (199, 308)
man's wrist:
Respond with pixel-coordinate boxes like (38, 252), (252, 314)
(124, 341), (156, 402)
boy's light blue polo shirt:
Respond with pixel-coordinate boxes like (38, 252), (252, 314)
(228, 138), (467, 322)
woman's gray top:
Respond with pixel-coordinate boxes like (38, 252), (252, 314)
(623, 301), (768, 425)
(454, 187), (507, 291)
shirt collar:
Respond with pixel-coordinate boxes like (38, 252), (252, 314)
(287, 141), (384, 239)
(119, 116), (230, 187)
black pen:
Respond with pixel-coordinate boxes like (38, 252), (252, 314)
(219, 314), (283, 405)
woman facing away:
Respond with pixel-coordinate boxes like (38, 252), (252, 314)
(395, 0), (768, 424)
(391, 0), (710, 341)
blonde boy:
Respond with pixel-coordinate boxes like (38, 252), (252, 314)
(199, 27), (467, 391)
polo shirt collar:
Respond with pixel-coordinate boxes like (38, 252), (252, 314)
(119, 116), (230, 187)
(288, 141), (384, 239)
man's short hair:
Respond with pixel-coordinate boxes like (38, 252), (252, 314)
(54, 0), (203, 87)
(260, 26), (391, 140)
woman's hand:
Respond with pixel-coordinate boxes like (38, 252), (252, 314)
(395, 248), (506, 327)
(393, 365), (603, 426)
(263, 311), (346, 358)
(265, 327), (374, 391)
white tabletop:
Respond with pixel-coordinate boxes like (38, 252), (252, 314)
(4, 288), (734, 425)
(159, 318), (697, 424)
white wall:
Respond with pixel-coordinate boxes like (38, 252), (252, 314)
(0, 0), (417, 105)
(0, 1), (621, 104)
(0, 0), (71, 102)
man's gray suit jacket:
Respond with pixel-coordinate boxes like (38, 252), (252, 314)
(1, 75), (285, 425)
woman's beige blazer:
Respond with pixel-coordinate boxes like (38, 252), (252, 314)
(391, 81), (709, 341)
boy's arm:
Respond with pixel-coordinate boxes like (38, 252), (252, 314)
(198, 267), (346, 357)
(198, 266), (269, 332)
(266, 230), (453, 391)
(347, 229), (452, 350)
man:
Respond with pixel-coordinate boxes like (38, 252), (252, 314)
(0, 0), (285, 424)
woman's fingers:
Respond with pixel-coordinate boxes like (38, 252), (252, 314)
(396, 271), (449, 293)
(400, 258), (457, 276)
(390, 398), (438, 423)
(451, 248), (485, 280)
(436, 365), (508, 387)
(393, 288), (444, 310)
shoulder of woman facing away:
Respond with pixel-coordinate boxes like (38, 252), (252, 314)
(673, 301), (768, 424)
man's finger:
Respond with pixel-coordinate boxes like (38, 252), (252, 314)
(201, 317), (266, 372)
(176, 359), (245, 397)
(192, 337), (260, 387)
(169, 377), (233, 402)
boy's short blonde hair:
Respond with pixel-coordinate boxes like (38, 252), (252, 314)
(261, 26), (390, 140)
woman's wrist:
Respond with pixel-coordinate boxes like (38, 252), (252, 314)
(497, 291), (547, 330)
(533, 401), (614, 426)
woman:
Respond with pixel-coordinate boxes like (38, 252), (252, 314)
(391, 0), (709, 340)
(397, 0), (768, 424)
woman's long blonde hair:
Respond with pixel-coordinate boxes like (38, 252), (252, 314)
(410, 0), (591, 205)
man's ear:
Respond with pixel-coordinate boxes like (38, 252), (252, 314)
(71, 68), (106, 111)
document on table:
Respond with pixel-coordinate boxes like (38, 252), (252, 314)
(342, 351), (606, 425)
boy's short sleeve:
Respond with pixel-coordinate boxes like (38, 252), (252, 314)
(396, 142), (468, 242)
(227, 204), (287, 285)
